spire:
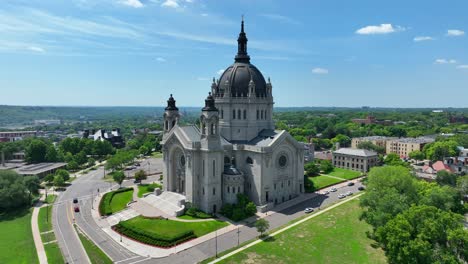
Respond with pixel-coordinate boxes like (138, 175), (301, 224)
(165, 94), (178, 111)
(235, 16), (250, 63)
(202, 92), (218, 111)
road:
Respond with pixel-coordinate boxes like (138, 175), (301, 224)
(54, 157), (364, 264)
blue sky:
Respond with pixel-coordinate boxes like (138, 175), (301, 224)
(0, 0), (467, 108)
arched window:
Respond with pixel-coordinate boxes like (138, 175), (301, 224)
(213, 160), (215, 178)
(237, 109), (241, 119)
(243, 109), (247, 119)
(221, 109), (224, 119)
(224, 156), (231, 164)
(246, 157), (253, 165)
(256, 110), (259, 120)
(165, 120), (168, 130)
(227, 186), (230, 193)
(213, 187), (216, 195)
(232, 110), (236, 119)
(238, 186), (240, 193)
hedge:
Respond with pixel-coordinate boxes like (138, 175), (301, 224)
(113, 221), (196, 247)
(99, 188), (133, 216)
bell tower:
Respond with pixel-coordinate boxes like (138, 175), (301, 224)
(163, 94), (180, 135)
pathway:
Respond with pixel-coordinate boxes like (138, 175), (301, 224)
(31, 199), (48, 264)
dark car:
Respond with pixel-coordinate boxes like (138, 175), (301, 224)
(347, 182), (355, 186)
(73, 198), (78, 204)
(358, 186), (365, 191)
(74, 205), (80, 212)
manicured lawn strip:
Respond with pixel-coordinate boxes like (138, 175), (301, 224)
(44, 242), (65, 264)
(137, 183), (162, 198)
(115, 216), (228, 247)
(328, 168), (362, 180)
(308, 175), (345, 190)
(77, 230), (113, 264)
(99, 188), (133, 215)
(38, 205), (53, 232)
(41, 231), (56, 243)
(177, 214), (213, 220)
(0, 208), (39, 264)
(218, 199), (386, 264)
(45, 194), (57, 204)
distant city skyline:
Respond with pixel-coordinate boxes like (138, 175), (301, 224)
(0, 0), (467, 108)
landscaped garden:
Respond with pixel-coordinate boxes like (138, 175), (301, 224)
(216, 199), (387, 264)
(0, 209), (39, 264)
(137, 183), (162, 198)
(99, 188), (134, 215)
(326, 167), (362, 180)
(306, 175), (345, 192)
(178, 207), (213, 220)
(113, 216), (228, 247)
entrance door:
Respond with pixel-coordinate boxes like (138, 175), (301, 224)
(265, 191), (269, 203)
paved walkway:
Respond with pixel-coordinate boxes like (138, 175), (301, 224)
(31, 197), (48, 264)
(209, 193), (364, 263)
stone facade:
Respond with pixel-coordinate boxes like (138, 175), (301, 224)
(160, 20), (304, 214)
(332, 148), (379, 172)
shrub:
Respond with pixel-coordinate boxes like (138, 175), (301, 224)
(220, 194), (257, 221)
(98, 188), (133, 216)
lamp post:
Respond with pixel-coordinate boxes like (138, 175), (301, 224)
(91, 190), (94, 210)
(215, 229), (218, 258)
(237, 226), (240, 246)
(119, 219), (122, 242)
(45, 188), (48, 223)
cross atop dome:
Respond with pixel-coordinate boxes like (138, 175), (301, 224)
(235, 16), (250, 63)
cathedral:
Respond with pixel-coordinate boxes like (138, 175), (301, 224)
(161, 19), (304, 214)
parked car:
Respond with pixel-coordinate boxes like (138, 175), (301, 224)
(330, 187), (337, 192)
(304, 208), (314, 213)
(338, 194), (345, 199)
(358, 186), (365, 191)
(347, 182), (355, 186)
(322, 190), (330, 195)
(74, 205), (80, 212)
(73, 198), (78, 204)
(346, 191), (353, 196)
(133, 179), (141, 184)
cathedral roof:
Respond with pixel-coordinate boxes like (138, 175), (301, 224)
(216, 18), (267, 97)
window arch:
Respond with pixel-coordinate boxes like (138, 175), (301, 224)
(246, 157), (253, 165)
(256, 110), (259, 120)
(261, 110), (264, 119)
(221, 109), (224, 119)
(237, 109), (241, 119)
(232, 110), (236, 119)
(212, 160), (215, 178)
(243, 109), (247, 119)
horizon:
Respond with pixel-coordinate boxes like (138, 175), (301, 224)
(1, 1), (467, 107)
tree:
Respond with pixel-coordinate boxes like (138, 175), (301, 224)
(409, 150), (425, 162)
(67, 161), (79, 171)
(305, 162), (320, 177)
(24, 176), (40, 199)
(357, 141), (385, 155)
(376, 205), (467, 264)
(320, 160), (333, 174)
(25, 139), (48, 163)
(332, 134), (351, 148)
(423, 140), (459, 161)
(44, 173), (55, 184)
(45, 145), (60, 162)
(0, 170), (31, 211)
(55, 169), (70, 182)
(113, 171), (126, 187)
(418, 181), (464, 214)
(134, 170), (147, 183)
(436, 170), (457, 187)
(255, 218), (270, 237)
(384, 153), (407, 167)
(87, 157), (96, 167)
(53, 174), (65, 187)
(245, 202), (257, 216)
(360, 166), (419, 229)
(456, 175), (468, 196)
(139, 145), (149, 156)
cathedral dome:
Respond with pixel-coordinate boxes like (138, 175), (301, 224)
(216, 18), (267, 97)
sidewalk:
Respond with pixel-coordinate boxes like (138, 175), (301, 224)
(31, 196), (48, 264)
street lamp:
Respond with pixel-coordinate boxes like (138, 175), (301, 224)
(91, 190), (94, 210)
(237, 226), (240, 246)
(215, 229), (218, 258)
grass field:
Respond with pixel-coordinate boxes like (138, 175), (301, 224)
(45, 194), (57, 204)
(41, 231), (56, 243)
(38, 205), (53, 232)
(307, 175), (345, 190)
(137, 183), (162, 198)
(110, 189), (133, 213)
(123, 216), (228, 239)
(217, 199), (387, 264)
(43, 242), (64, 264)
(78, 230), (113, 264)
(0, 208), (39, 264)
(327, 168), (362, 180)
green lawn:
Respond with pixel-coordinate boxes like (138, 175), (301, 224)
(110, 189), (134, 213)
(152, 152), (163, 158)
(78, 231), (113, 264)
(327, 168), (362, 180)
(177, 214), (214, 220)
(137, 183), (162, 198)
(217, 199), (387, 264)
(45, 194), (57, 204)
(123, 216), (228, 238)
(0, 208), (39, 264)
(44, 242), (65, 264)
(41, 231), (56, 243)
(307, 175), (345, 190)
(38, 205), (53, 232)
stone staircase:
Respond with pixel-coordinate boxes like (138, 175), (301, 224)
(141, 191), (186, 217)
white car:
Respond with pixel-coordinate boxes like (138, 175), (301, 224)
(346, 191), (353, 196)
(304, 207), (314, 213)
(322, 190), (330, 195)
(330, 188), (337, 192)
(338, 194), (345, 199)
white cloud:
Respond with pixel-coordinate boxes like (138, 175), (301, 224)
(217, 69), (224, 75)
(156, 57), (166, 62)
(413, 36), (434, 42)
(457, 65), (468, 69)
(312, 68), (328, 74)
(434, 59), (457, 64)
(161, 0), (179, 8)
(355, 24), (404, 35)
(185, 0), (193, 3)
(259, 14), (301, 25)
(201, 13), (208, 17)
(120, 0), (144, 8)
(447, 29), (465, 36)
(28, 46), (45, 53)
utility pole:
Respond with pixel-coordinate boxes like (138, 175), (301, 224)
(237, 226), (240, 246)
(91, 190), (94, 210)
(45, 188), (48, 223)
(215, 229), (218, 258)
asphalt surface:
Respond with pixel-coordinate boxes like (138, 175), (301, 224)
(54, 158), (364, 264)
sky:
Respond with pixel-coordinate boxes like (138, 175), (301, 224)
(0, 0), (467, 108)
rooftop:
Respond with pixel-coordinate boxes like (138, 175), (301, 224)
(334, 148), (378, 157)
(15, 162), (67, 175)
(391, 137), (434, 144)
